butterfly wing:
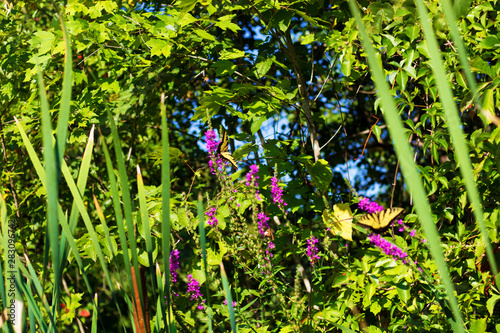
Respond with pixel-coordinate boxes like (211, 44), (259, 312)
(358, 208), (405, 230)
(217, 131), (238, 169)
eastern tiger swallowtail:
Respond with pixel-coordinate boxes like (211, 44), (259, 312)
(357, 208), (405, 230)
(217, 131), (238, 169)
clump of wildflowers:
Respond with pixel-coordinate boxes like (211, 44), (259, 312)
(257, 212), (270, 236)
(368, 234), (408, 263)
(245, 164), (261, 200)
(306, 236), (321, 266)
(205, 130), (218, 154)
(271, 175), (287, 211)
(205, 206), (218, 227)
(358, 197), (383, 213)
(246, 164), (259, 186)
(261, 241), (275, 276)
(187, 274), (205, 310)
(169, 249), (180, 283)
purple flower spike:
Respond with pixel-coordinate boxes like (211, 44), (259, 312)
(187, 274), (205, 310)
(205, 130), (219, 154)
(205, 206), (218, 226)
(257, 212), (270, 236)
(368, 234), (408, 263)
(306, 236), (321, 266)
(169, 249), (180, 283)
(271, 176), (287, 209)
(358, 197), (383, 213)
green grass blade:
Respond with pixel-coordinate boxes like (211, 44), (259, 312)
(59, 126), (95, 268)
(160, 92), (173, 331)
(54, 11), (72, 165)
(414, 0), (494, 320)
(348, 0), (465, 331)
(220, 263), (237, 333)
(198, 194), (212, 332)
(36, 68), (61, 324)
(106, 107), (146, 316)
(137, 165), (157, 299)
(438, 0), (498, 284)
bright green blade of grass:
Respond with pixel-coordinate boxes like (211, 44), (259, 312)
(60, 159), (130, 331)
(438, 0), (498, 285)
(15, 117), (128, 331)
(54, 10), (72, 165)
(348, 0), (465, 331)
(17, 277), (48, 332)
(36, 68), (61, 326)
(106, 107), (146, 317)
(220, 262), (237, 333)
(160, 92), (174, 331)
(198, 194), (213, 332)
(59, 126), (95, 268)
(415, 0), (498, 311)
(137, 165), (157, 299)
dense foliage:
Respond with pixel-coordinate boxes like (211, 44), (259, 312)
(1, 0), (500, 331)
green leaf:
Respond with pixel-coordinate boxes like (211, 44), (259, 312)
(194, 28), (216, 42)
(405, 25), (420, 42)
(469, 318), (487, 333)
(340, 52), (352, 77)
(323, 204), (353, 241)
(478, 36), (500, 49)
(219, 49), (245, 60)
(482, 88), (495, 126)
(486, 293), (500, 316)
(250, 117), (267, 134)
(396, 281), (410, 303)
(306, 159), (332, 194)
(300, 34), (315, 45)
(215, 16), (241, 32)
(372, 124), (382, 142)
(146, 39), (172, 58)
(254, 58), (273, 78)
(29, 31), (56, 55)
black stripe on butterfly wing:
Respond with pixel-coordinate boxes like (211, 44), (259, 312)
(217, 131), (238, 169)
(357, 208), (405, 230)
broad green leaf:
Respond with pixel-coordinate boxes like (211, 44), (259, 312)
(146, 39), (172, 58)
(323, 203), (353, 241)
(194, 28), (216, 41)
(219, 49), (245, 60)
(254, 58), (273, 78)
(29, 31), (55, 55)
(306, 159), (332, 194)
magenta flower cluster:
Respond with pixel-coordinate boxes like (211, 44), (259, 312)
(169, 249), (180, 283)
(358, 197), (383, 213)
(306, 236), (320, 266)
(271, 176), (287, 209)
(257, 212), (270, 236)
(246, 164), (259, 186)
(368, 234), (408, 263)
(205, 206), (218, 227)
(205, 130), (219, 154)
(187, 274), (205, 310)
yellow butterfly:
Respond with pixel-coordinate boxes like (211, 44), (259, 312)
(357, 208), (405, 230)
(218, 131), (238, 169)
